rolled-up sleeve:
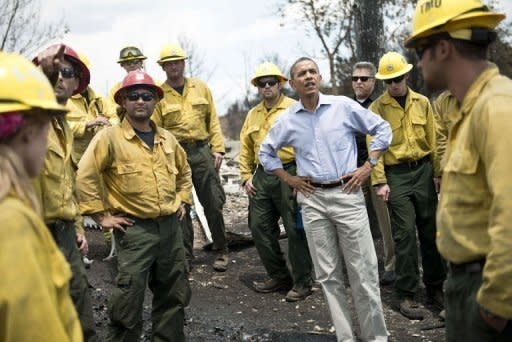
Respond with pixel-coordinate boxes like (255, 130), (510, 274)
(348, 101), (392, 152)
(258, 116), (287, 172)
(76, 131), (111, 214)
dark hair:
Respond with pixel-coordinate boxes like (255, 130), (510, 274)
(425, 31), (491, 61)
(289, 57), (319, 79)
(451, 39), (489, 61)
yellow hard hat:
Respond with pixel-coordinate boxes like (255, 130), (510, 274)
(405, 0), (505, 48)
(0, 52), (67, 115)
(117, 46), (147, 64)
(250, 62), (288, 86)
(375, 52), (413, 80)
(157, 43), (188, 64)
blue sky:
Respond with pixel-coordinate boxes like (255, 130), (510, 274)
(41, 0), (512, 115)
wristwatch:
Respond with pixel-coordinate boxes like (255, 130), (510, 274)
(367, 157), (378, 168)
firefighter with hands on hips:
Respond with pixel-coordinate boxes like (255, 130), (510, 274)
(76, 70), (192, 342)
(406, 0), (512, 340)
(32, 44), (98, 342)
(152, 43), (229, 272)
(66, 52), (119, 162)
(0, 50), (82, 342)
(368, 51), (446, 320)
(239, 62), (313, 302)
(104, 46), (147, 120)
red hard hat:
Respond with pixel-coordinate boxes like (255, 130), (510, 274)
(114, 71), (163, 105)
(33, 44), (91, 95)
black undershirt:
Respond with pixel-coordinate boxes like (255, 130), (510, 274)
(133, 127), (155, 150)
(173, 85), (185, 95)
(354, 96), (373, 167)
(392, 93), (408, 109)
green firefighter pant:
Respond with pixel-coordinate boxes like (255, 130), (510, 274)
(180, 143), (227, 261)
(386, 159), (446, 299)
(249, 165), (313, 287)
(107, 214), (191, 342)
(48, 220), (97, 342)
(445, 266), (512, 341)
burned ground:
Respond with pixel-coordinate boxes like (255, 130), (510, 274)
(85, 188), (445, 341)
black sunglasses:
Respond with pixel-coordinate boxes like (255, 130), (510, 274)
(122, 59), (142, 67)
(415, 42), (436, 60)
(351, 76), (373, 82)
(60, 67), (76, 79)
(126, 92), (155, 102)
(384, 75), (405, 85)
(257, 80), (278, 88)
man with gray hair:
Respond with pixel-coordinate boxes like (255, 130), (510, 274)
(352, 61), (396, 286)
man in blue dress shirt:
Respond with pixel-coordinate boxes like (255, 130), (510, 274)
(259, 57), (391, 342)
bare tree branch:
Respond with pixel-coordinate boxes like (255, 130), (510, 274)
(0, 0), (67, 56)
(178, 33), (217, 82)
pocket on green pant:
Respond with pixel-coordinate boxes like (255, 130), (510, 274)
(470, 299), (501, 339)
(116, 273), (132, 289)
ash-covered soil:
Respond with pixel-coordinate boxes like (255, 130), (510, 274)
(84, 189), (445, 341)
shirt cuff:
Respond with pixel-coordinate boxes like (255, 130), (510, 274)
(260, 158), (283, 173)
(79, 200), (105, 215)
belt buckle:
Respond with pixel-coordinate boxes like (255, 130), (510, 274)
(408, 159), (419, 168)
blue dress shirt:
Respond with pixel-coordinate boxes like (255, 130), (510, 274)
(259, 93), (392, 183)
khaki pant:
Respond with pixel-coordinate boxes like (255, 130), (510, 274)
(362, 179), (395, 272)
(297, 189), (388, 342)
(107, 214), (191, 342)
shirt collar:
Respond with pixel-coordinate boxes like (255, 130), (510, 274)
(161, 78), (193, 94)
(256, 94), (288, 113)
(379, 87), (420, 106)
(121, 117), (164, 142)
(460, 63), (499, 117)
(294, 92), (333, 113)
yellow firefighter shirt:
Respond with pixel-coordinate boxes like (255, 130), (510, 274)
(239, 95), (296, 183)
(76, 118), (192, 219)
(103, 82), (122, 120)
(66, 86), (120, 161)
(433, 90), (458, 168)
(152, 79), (225, 153)
(369, 88), (439, 184)
(437, 65), (512, 319)
(1, 195), (82, 342)
(33, 117), (83, 234)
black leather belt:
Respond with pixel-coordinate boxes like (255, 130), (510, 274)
(47, 219), (74, 231)
(310, 176), (352, 189)
(179, 139), (208, 149)
(386, 155), (430, 171)
(449, 259), (485, 275)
